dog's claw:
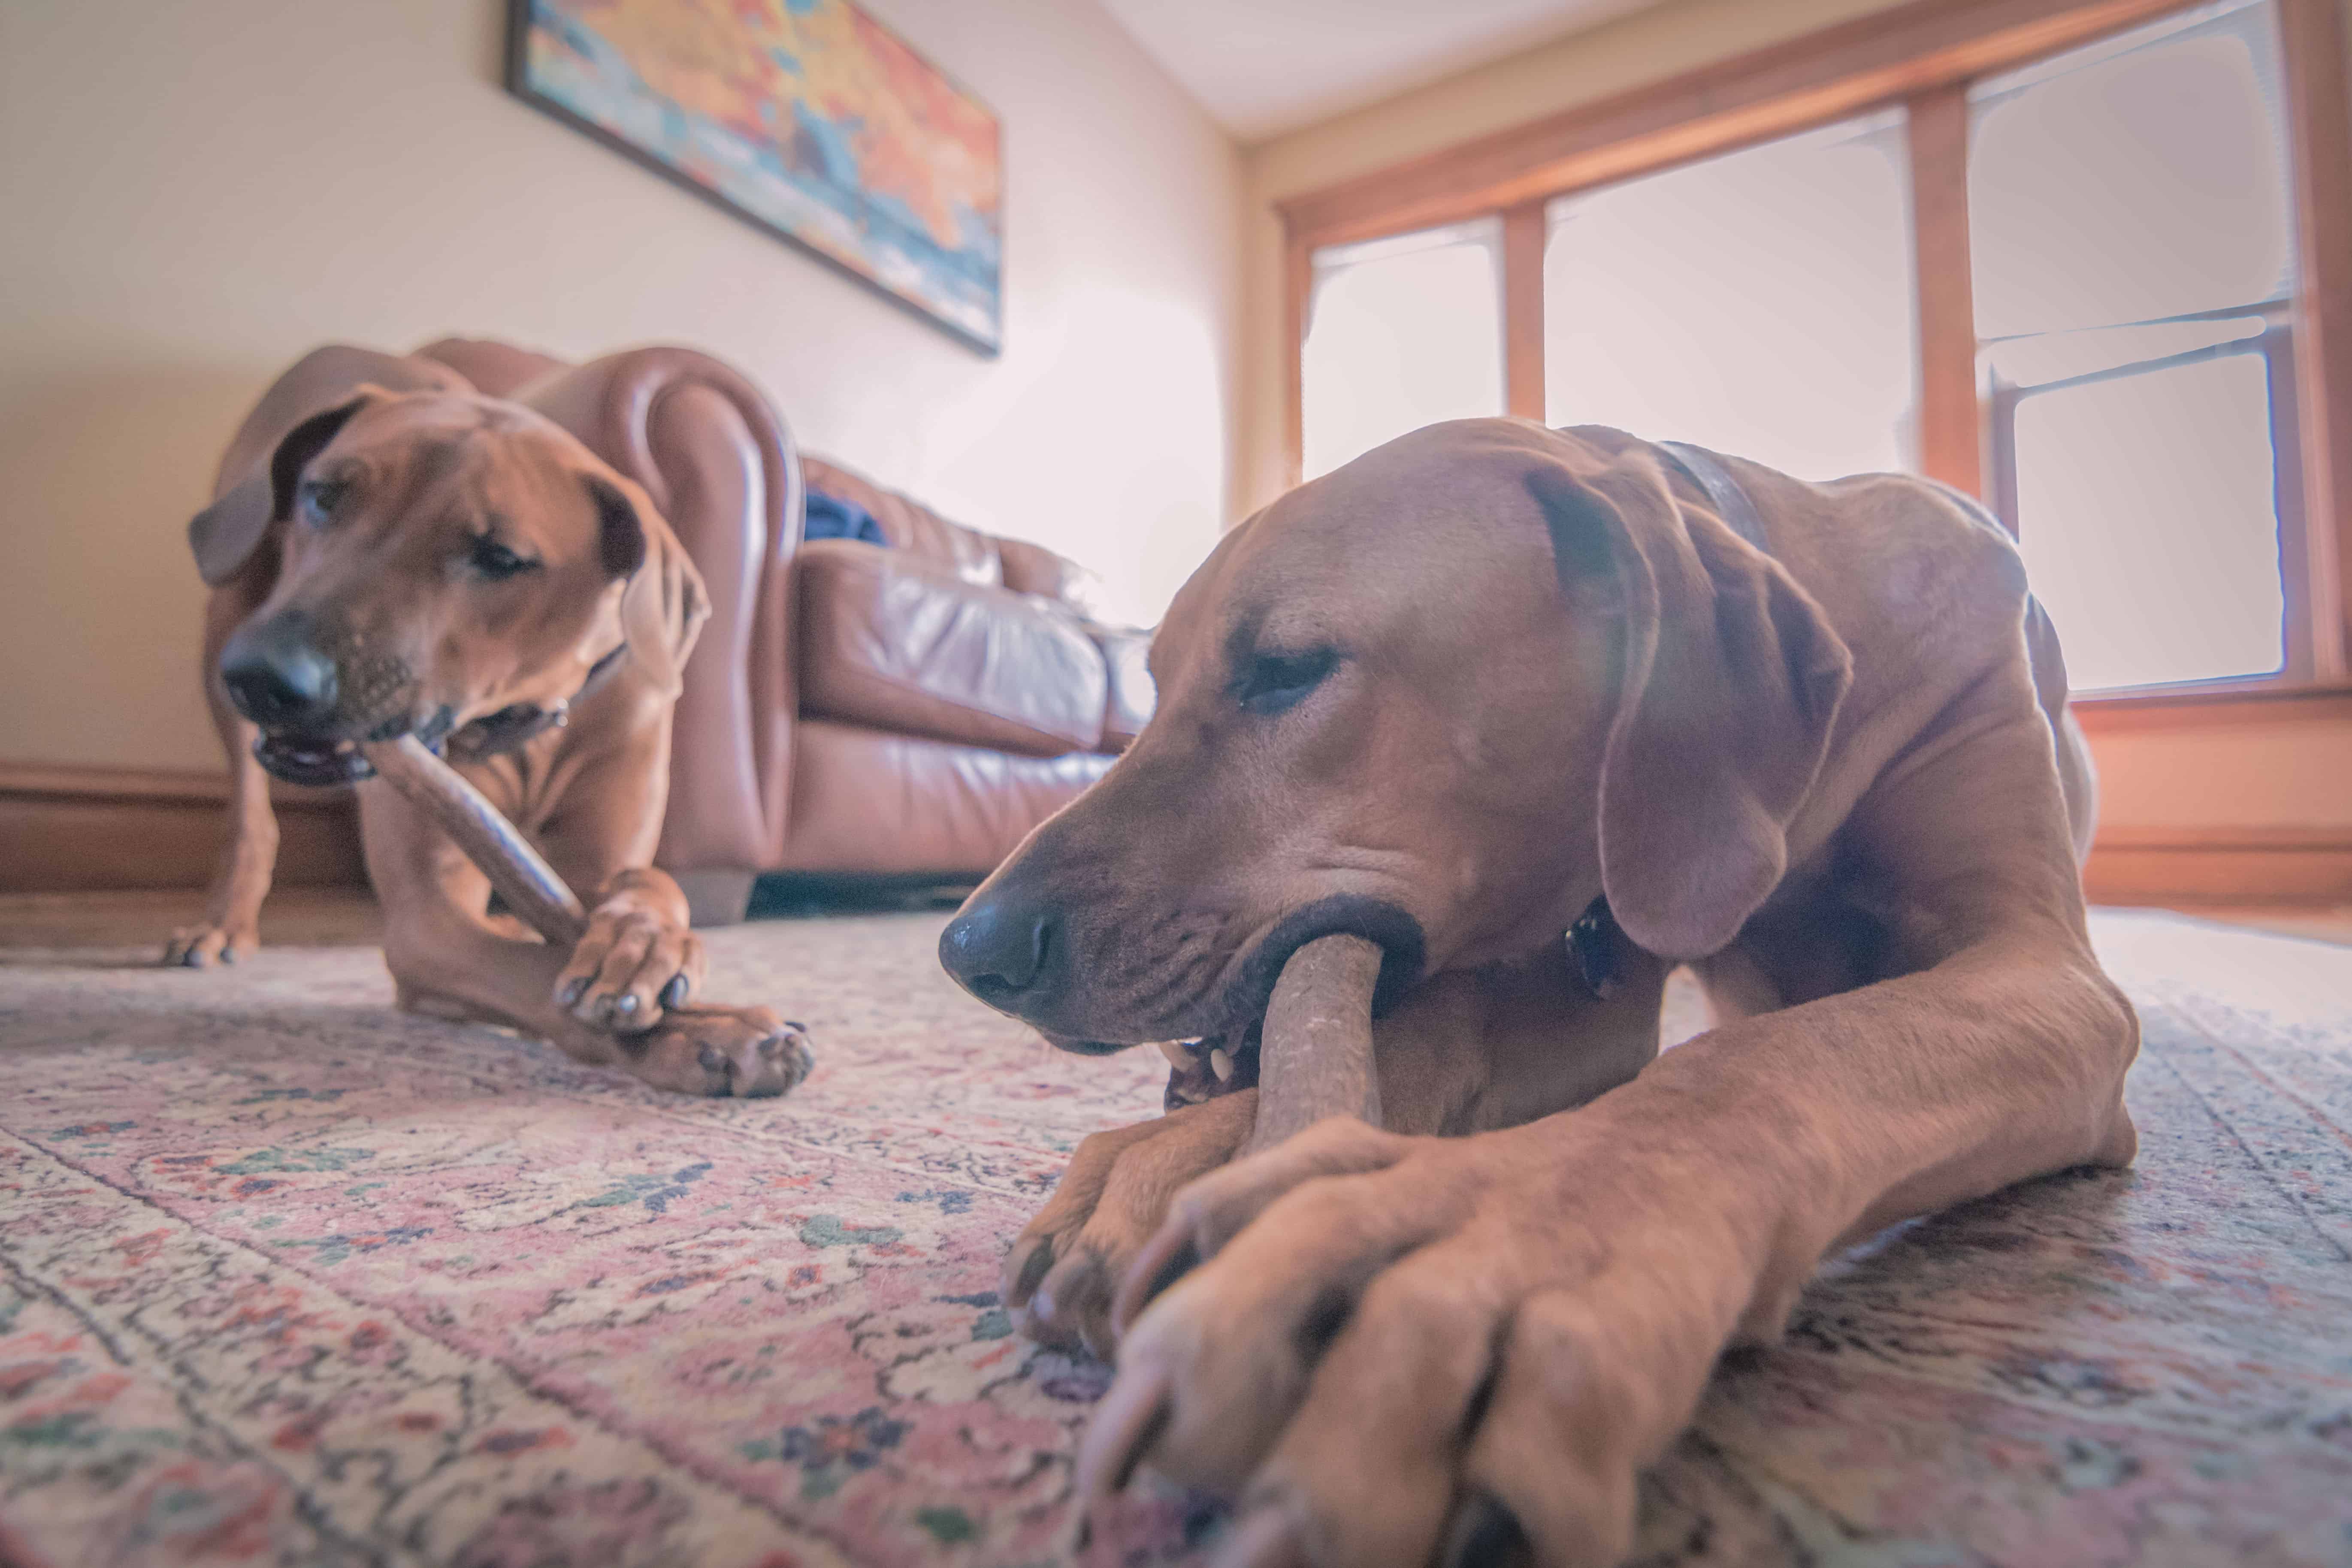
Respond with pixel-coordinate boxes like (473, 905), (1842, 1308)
(745, 1028), (814, 1099)
(1440, 1493), (1531, 1568)
(1004, 1234), (1057, 1307)
(1209, 1506), (1308, 1568)
(661, 974), (688, 1009)
(1075, 1362), (1175, 1506)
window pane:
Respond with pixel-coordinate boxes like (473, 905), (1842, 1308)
(1543, 109), (1917, 481)
(2011, 352), (2283, 691)
(1970, 0), (2292, 339)
(1301, 220), (1503, 480)
(1973, 0), (2297, 692)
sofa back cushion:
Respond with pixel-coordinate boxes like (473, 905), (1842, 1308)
(795, 541), (1110, 757)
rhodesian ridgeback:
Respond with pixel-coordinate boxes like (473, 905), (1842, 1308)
(940, 419), (2137, 1566)
(168, 346), (809, 1097)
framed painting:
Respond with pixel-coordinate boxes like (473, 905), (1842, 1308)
(507, 0), (1004, 354)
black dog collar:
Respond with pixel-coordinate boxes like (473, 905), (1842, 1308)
(1657, 440), (1769, 552)
(1570, 896), (1620, 1000)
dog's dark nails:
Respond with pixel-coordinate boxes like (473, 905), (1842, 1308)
(559, 977), (588, 1006)
(1005, 1234), (1056, 1305)
(617, 993), (639, 1017)
(1440, 1492), (1530, 1568)
(661, 975), (687, 1009)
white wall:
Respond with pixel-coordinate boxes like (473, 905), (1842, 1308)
(0, 0), (1243, 773)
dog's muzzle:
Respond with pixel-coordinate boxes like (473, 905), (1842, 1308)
(248, 707), (453, 787)
(941, 890), (1426, 1060)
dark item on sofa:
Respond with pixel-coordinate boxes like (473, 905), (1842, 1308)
(804, 489), (888, 546)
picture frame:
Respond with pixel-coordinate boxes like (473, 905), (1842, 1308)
(505, 0), (1004, 355)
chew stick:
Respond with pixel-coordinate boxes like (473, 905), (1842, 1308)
(362, 735), (588, 947)
(1240, 932), (1384, 1156)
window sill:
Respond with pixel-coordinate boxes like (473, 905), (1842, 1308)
(2071, 678), (2352, 731)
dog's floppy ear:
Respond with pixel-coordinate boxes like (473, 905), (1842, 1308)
(189, 390), (378, 586)
(589, 474), (708, 698)
(187, 474), (272, 587)
(1532, 456), (1852, 960)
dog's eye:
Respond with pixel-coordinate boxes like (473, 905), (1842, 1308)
(1234, 647), (1339, 716)
(297, 479), (346, 526)
(468, 536), (539, 580)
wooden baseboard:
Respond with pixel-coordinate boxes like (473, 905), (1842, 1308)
(0, 761), (364, 894)
(6, 762), (2347, 908)
(2084, 825), (2352, 906)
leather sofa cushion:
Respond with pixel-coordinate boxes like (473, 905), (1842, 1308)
(797, 540), (1109, 758)
(776, 719), (1113, 876)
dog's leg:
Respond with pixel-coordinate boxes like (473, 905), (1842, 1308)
(1010, 941), (1671, 1358)
(1076, 721), (2136, 1567)
(166, 582), (281, 966)
(360, 786), (808, 1097)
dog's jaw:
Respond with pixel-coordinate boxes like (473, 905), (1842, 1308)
(249, 706), (455, 786)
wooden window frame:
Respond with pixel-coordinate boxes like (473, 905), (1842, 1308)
(1275, 0), (2352, 721)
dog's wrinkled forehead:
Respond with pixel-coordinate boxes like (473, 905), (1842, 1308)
(316, 395), (604, 552)
(1156, 419), (1562, 682)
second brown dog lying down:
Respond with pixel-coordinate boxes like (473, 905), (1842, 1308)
(173, 346), (808, 1098)
(941, 418), (2137, 1566)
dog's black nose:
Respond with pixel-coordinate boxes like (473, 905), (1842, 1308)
(220, 616), (338, 727)
(939, 895), (1059, 1009)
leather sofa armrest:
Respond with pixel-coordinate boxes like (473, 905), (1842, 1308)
(1089, 624), (1156, 750)
(520, 349), (806, 874)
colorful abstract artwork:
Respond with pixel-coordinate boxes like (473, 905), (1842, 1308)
(508, 0), (1004, 353)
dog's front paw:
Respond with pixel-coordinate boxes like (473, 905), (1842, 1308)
(163, 915), (260, 968)
(554, 897), (707, 1034)
(1001, 1092), (1259, 1359)
(1077, 1114), (1761, 1568)
(623, 1003), (812, 1098)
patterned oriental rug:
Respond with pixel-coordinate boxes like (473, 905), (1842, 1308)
(0, 909), (2348, 1567)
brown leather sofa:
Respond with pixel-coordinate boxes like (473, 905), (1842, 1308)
(412, 338), (1152, 924)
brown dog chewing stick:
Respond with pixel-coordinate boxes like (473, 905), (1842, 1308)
(176, 347), (813, 1097)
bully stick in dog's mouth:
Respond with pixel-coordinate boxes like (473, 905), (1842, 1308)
(1159, 934), (1383, 1148)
